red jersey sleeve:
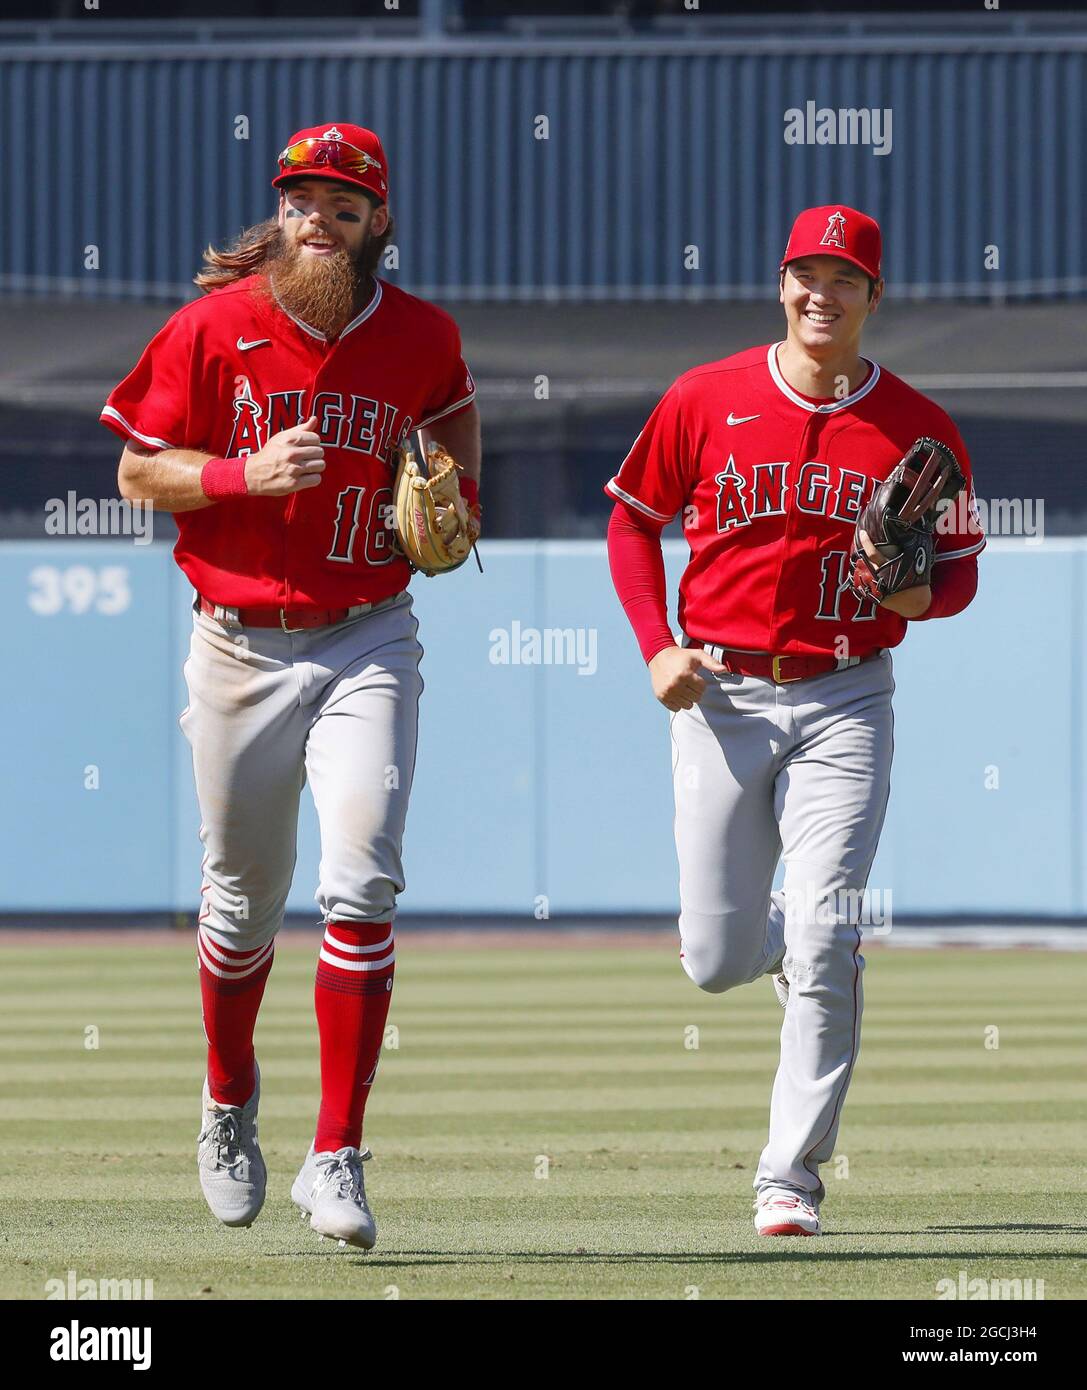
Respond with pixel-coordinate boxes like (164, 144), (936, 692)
(417, 322), (476, 430)
(604, 381), (692, 524)
(933, 419), (986, 564)
(100, 308), (197, 451)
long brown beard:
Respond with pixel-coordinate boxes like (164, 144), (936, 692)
(263, 228), (371, 339)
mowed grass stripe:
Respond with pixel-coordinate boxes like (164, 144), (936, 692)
(1, 994), (1079, 1026)
(2, 940), (1076, 990)
(2, 1114), (1083, 1160)
(0, 1143), (1080, 1199)
(0, 1065), (1081, 1107)
(1, 1058), (1081, 1090)
(2, 1086), (1083, 1123)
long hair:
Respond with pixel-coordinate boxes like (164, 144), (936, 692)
(193, 211), (396, 293)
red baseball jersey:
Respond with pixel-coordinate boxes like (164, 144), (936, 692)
(101, 275), (475, 608)
(604, 343), (984, 656)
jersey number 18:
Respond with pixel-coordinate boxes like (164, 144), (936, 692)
(326, 486), (396, 566)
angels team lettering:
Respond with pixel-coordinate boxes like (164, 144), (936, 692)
(226, 390), (406, 460)
(711, 455), (881, 623)
(713, 456), (880, 534)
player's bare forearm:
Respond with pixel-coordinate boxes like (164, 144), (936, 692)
(880, 585), (931, 618)
(880, 554), (980, 620)
(419, 404), (481, 484)
(117, 444), (218, 513)
(117, 418), (327, 512)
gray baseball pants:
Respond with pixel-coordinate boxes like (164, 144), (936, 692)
(669, 649), (895, 1205)
(179, 590), (423, 953)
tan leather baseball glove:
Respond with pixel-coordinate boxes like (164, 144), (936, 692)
(392, 440), (481, 577)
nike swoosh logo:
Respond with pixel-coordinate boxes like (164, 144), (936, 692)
(237, 336), (270, 352)
(726, 412), (760, 426)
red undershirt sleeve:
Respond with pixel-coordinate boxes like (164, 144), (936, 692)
(606, 502), (676, 664)
(914, 552), (979, 620)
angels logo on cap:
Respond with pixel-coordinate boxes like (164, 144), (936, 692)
(819, 211), (847, 251)
(780, 204), (882, 280)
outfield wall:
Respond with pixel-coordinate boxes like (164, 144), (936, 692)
(0, 538), (1072, 919)
(2, 32), (1085, 302)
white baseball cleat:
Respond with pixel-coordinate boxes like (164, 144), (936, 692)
(754, 1190), (821, 1237)
(292, 1143), (377, 1250)
(197, 1062), (267, 1228)
(772, 970), (790, 1009)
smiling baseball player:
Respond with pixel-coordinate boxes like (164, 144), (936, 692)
(605, 205), (983, 1236)
(101, 122), (480, 1249)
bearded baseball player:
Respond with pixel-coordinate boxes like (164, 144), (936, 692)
(101, 122), (480, 1249)
(605, 206), (984, 1237)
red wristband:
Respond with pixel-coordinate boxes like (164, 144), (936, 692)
(459, 475), (480, 509)
(200, 456), (249, 501)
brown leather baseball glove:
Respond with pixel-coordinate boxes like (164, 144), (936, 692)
(848, 437), (965, 603)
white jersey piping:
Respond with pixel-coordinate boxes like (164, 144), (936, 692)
(99, 406), (174, 451)
(766, 341), (881, 413)
(605, 477), (673, 522)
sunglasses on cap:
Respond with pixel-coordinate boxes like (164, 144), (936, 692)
(277, 138), (384, 177)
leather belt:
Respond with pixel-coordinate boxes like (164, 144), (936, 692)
(197, 594), (392, 633)
(684, 637), (882, 685)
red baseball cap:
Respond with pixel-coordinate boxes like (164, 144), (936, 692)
(780, 205), (882, 280)
(272, 122), (389, 204)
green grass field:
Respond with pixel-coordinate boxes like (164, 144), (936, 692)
(1, 935), (1084, 1300)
